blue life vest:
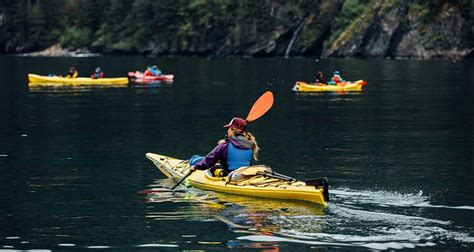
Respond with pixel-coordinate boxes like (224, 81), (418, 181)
(227, 143), (252, 171)
(150, 68), (162, 76)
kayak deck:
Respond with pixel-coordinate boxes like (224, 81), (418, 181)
(146, 153), (328, 207)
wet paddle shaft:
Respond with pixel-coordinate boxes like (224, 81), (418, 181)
(171, 91), (274, 190)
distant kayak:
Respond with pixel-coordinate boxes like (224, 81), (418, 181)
(292, 80), (367, 92)
(28, 74), (128, 85)
(128, 71), (174, 82)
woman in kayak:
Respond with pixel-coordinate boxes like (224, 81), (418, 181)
(189, 117), (259, 175)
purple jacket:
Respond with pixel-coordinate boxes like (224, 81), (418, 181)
(194, 137), (252, 171)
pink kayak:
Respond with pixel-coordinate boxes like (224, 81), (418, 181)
(128, 71), (174, 82)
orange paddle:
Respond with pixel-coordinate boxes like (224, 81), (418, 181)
(246, 91), (274, 122)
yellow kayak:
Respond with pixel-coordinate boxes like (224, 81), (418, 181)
(145, 153), (329, 207)
(28, 74), (128, 85)
(292, 80), (367, 92)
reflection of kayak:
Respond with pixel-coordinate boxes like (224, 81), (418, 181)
(28, 74), (128, 85)
(146, 153), (329, 207)
(292, 80), (367, 92)
(128, 71), (174, 82)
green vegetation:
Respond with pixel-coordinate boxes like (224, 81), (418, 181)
(326, 0), (367, 48)
(409, 2), (430, 20)
(59, 27), (93, 49)
(0, 0), (471, 59)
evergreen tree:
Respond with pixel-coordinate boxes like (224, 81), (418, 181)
(94, 0), (133, 50)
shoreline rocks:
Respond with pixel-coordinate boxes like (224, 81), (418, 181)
(19, 44), (99, 57)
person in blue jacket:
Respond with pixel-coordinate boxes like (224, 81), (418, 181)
(90, 67), (104, 79)
(189, 117), (259, 175)
(150, 65), (162, 76)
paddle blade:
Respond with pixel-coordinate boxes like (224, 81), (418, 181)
(246, 91), (274, 122)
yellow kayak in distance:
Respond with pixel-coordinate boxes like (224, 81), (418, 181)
(145, 153), (329, 207)
(28, 73), (129, 86)
(292, 80), (367, 92)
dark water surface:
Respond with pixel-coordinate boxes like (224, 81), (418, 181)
(0, 56), (473, 251)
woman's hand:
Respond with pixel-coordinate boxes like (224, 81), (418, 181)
(217, 139), (226, 145)
(189, 166), (197, 172)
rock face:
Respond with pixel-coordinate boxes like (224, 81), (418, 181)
(0, 1), (472, 59)
(392, 3), (473, 59)
(18, 44), (99, 57)
(323, 1), (472, 59)
(323, 2), (408, 57)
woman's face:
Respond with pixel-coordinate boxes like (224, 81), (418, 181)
(227, 127), (235, 137)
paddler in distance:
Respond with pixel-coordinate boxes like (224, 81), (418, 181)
(64, 67), (78, 78)
(328, 70), (344, 85)
(314, 71), (328, 85)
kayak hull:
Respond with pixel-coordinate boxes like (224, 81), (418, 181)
(293, 80), (367, 92)
(128, 71), (174, 82)
(146, 153), (328, 207)
(28, 74), (128, 85)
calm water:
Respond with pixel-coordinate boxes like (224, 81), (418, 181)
(0, 56), (473, 251)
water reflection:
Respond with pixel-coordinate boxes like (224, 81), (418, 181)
(28, 84), (128, 93)
(142, 178), (325, 249)
(144, 178), (325, 219)
(129, 79), (173, 86)
(28, 80), (174, 93)
(142, 179), (474, 250)
(294, 90), (363, 96)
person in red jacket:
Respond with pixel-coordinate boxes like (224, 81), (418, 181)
(144, 66), (153, 76)
(328, 70), (344, 85)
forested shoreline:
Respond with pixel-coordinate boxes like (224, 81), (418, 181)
(0, 0), (472, 59)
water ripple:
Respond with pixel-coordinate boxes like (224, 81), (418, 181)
(142, 181), (474, 249)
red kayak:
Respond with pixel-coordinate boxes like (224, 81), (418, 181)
(128, 71), (174, 82)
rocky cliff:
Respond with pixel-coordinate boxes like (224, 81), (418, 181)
(0, 0), (472, 59)
(324, 0), (473, 59)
